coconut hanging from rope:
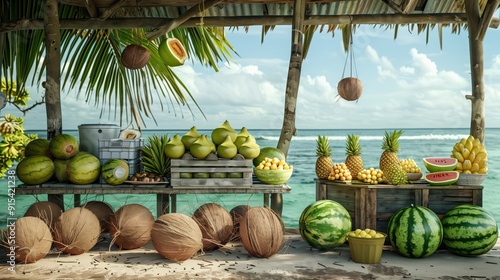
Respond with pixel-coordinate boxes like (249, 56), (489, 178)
(121, 44), (150, 70)
(337, 77), (363, 101)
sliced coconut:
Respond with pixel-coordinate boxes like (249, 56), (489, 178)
(119, 129), (141, 139)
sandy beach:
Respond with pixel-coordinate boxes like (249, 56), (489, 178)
(1, 229), (499, 280)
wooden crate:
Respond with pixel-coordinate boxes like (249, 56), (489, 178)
(315, 179), (483, 234)
(170, 158), (253, 188)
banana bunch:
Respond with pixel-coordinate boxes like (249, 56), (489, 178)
(141, 134), (171, 178)
(0, 114), (24, 136)
(0, 135), (23, 157)
(451, 135), (487, 174)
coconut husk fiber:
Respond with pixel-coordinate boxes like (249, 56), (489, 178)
(151, 213), (203, 262)
(2, 216), (52, 263)
(109, 204), (155, 250)
(24, 201), (63, 231)
(82, 201), (114, 233)
(53, 207), (101, 255)
(230, 204), (251, 241)
(192, 203), (233, 251)
(239, 206), (284, 258)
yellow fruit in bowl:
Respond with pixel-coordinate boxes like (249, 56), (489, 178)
(348, 228), (386, 239)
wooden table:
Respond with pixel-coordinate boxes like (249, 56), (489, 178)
(315, 179), (483, 233)
(16, 181), (291, 217)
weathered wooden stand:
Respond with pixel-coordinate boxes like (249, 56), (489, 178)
(315, 179), (483, 233)
(16, 181), (291, 217)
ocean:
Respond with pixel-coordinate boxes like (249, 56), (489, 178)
(1, 128), (499, 230)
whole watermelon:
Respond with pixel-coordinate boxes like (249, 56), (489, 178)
(387, 205), (443, 258)
(299, 200), (351, 250)
(16, 155), (54, 185)
(24, 139), (52, 158)
(49, 134), (78, 159)
(101, 159), (129, 185)
(67, 152), (100, 184)
(441, 204), (498, 256)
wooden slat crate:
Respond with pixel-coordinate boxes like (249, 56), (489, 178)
(170, 158), (253, 188)
(315, 179), (483, 234)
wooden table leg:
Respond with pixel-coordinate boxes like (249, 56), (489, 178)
(171, 194), (177, 213)
(264, 194), (269, 208)
(74, 194), (81, 207)
(156, 194), (170, 218)
(48, 194), (65, 211)
(270, 193), (283, 217)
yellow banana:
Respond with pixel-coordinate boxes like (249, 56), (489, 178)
(468, 150), (476, 162)
(473, 138), (482, 147)
(470, 163), (480, 173)
(462, 159), (472, 171)
(467, 135), (475, 143)
(477, 166), (488, 174)
(474, 152), (487, 164)
(460, 138), (467, 146)
(470, 145), (480, 155)
(465, 139), (474, 152)
(478, 159), (488, 169)
(456, 161), (463, 171)
(461, 148), (470, 160)
(463, 169), (472, 174)
(453, 151), (464, 162)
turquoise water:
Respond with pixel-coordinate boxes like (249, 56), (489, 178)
(1, 128), (499, 229)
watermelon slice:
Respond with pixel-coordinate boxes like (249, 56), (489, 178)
(424, 171), (459, 186)
(423, 157), (458, 173)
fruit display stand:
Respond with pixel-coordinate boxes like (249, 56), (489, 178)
(16, 180), (291, 218)
(315, 179), (483, 234)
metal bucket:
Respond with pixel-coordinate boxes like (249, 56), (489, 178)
(78, 124), (120, 158)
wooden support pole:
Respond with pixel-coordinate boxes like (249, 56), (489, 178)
(465, 0), (486, 143)
(44, 0), (63, 139)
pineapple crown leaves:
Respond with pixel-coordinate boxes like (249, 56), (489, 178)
(141, 134), (171, 177)
(381, 130), (404, 153)
(345, 133), (362, 156)
(315, 135), (332, 157)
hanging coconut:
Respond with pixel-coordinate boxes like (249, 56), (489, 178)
(337, 77), (363, 101)
(239, 207), (284, 258)
(109, 204), (155, 250)
(53, 207), (101, 255)
(121, 44), (150, 70)
(229, 205), (251, 241)
(82, 201), (114, 233)
(24, 201), (63, 231)
(151, 213), (203, 262)
(1, 216), (52, 263)
(192, 203), (234, 251)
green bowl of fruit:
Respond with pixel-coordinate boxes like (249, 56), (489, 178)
(254, 168), (293, 185)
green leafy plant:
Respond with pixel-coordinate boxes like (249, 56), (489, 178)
(141, 134), (171, 178)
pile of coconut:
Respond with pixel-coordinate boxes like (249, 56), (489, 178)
(1, 201), (285, 264)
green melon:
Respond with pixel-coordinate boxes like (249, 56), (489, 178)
(299, 200), (352, 250)
(253, 147), (286, 167)
(423, 157), (458, 172)
(16, 155), (54, 185)
(158, 38), (187, 67)
(24, 139), (52, 158)
(387, 205), (443, 258)
(424, 171), (459, 186)
(101, 159), (129, 185)
(441, 204), (498, 256)
(66, 152), (100, 184)
(49, 134), (79, 160)
(53, 158), (71, 183)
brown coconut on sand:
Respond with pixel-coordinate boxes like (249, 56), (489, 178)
(229, 204), (251, 241)
(53, 207), (101, 255)
(192, 203), (234, 251)
(109, 204), (155, 250)
(24, 201), (63, 232)
(1, 216), (53, 263)
(151, 213), (204, 262)
(239, 206), (285, 258)
(82, 201), (114, 233)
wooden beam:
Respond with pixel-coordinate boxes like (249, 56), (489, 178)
(477, 0), (500, 40)
(146, 0), (222, 40)
(83, 0), (99, 17)
(6, 13), (497, 33)
(382, 0), (419, 14)
(99, 0), (129, 20)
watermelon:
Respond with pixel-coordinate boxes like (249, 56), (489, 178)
(53, 159), (71, 183)
(253, 147), (285, 167)
(49, 134), (79, 159)
(67, 152), (100, 184)
(101, 159), (129, 185)
(441, 204), (498, 256)
(387, 205), (443, 258)
(24, 139), (52, 158)
(299, 200), (352, 250)
(423, 157), (458, 173)
(16, 155), (54, 185)
(424, 171), (459, 186)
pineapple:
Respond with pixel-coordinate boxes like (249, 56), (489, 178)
(315, 135), (334, 179)
(345, 133), (363, 180)
(384, 163), (408, 185)
(141, 135), (171, 178)
(379, 130), (404, 173)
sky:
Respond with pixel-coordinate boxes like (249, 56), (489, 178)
(5, 20), (500, 131)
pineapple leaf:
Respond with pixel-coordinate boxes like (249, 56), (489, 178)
(381, 130), (403, 153)
(316, 135), (332, 157)
(345, 133), (362, 156)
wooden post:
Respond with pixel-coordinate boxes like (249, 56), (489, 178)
(465, 0), (486, 142)
(44, 0), (63, 139)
